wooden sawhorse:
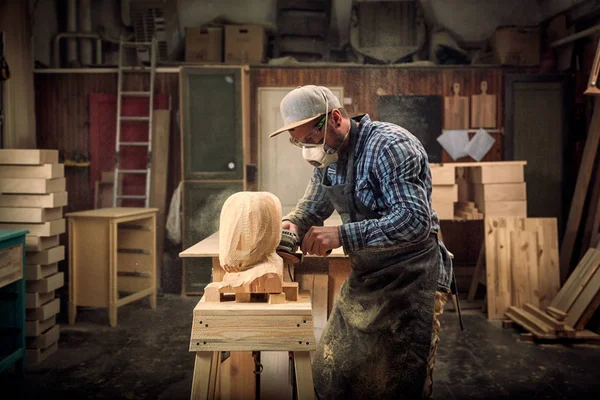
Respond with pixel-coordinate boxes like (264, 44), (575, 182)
(189, 293), (317, 400)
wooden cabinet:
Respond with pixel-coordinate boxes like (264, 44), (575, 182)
(180, 66), (250, 295)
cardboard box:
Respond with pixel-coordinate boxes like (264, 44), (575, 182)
(492, 26), (540, 66)
(225, 25), (265, 64)
(185, 26), (223, 63)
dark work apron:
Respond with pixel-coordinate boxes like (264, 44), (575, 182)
(312, 120), (440, 400)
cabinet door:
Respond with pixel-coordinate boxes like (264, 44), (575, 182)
(182, 181), (243, 294)
(181, 67), (245, 180)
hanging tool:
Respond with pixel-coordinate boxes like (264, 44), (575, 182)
(113, 35), (157, 207)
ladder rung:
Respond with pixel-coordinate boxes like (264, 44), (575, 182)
(120, 66), (152, 72)
(122, 41), (153, 47)
(120, 116), (150, 122)
(119, 169), (148, 174)
(119, 141), (149, 146)
(116, 195), (148, 200)
(121, 91), (151, 97)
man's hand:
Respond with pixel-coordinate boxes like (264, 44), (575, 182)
(282, 220), (299, 235)
(301, 226), (341, 256)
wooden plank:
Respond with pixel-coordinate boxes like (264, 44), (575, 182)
(522, 303), (568, 331)
(26, 235), (60, 252)
(26, 245), (65, 265)
(150, 109), (170, 289)
(25, 262), (58, 281)
(293, 352), (315, 400)
(0, 192), (68, 208)
(26, 272), (64, 293)
(523, 219), (560, 309)
(505, 306), (556, 337)
(26, 297), (60, 321)
(431, 185), (458, 203)
(430, 164), (456, 185)
(510, 230), (539, 308)
(574, 290), (600, 330)
(25, 315), (56, 337)
(0, 149), (58, 165)
(480, 201), (527, 216)
(560, 99), (600, 283)
(0, 243), (23, 288)
(0, 219), (65, 237)
(26, 290), (55, 309)
(0, 164), (64, 179)
(565, 266), (600, 329)
(550, 248), (600, 312)
(469, 165), (525, 184)
(0, 177), (66, 194)
(26, 324), (60, 349)
(545, 306), (567, 321)
(0, 206), (63, 223)
(432, 201), (455, 220)
(472, 183), (527, 203)
(26, 341), (58, 366)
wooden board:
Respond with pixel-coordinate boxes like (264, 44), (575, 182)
(26, 324), (60, 350)
(25, 315), (56, 337)
(26, 341), (58, 365)
(26, 245), (65, 265)
(0, 192), (68, 208)
(480, 201), (527, 217)
(523, 219), (560, 310)
(0, 178), (66, 194)
(0, 163), (64, 179)
(430, 164), (456, 185)
(26, 290), (55, 309)
(0, 149), (58, 165)
(25, 262), (59, 281)
(26, 272), (64, 293)
(471, 81), (497, 128)
(0, 219), (66, 237)
(505, 306), (556, 338)
(432, 185), (458, 203)
(26, 297), (60, 321)
(550, 248), (600, 313)
(0, 243), (23, 288)
(469, 165), (525, 183)
(472, 183), (527, 202)
(510, 230), (539, 308)
(432, 202), (455, 220)
(565, 262), (600, 329)
(444, 83), (469, 129)
(26, 235), (60, 252)
(0, 206), (63, 223)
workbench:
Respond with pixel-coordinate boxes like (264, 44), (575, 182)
(0, 229), (28, 375)
(65, 207), (158, 327)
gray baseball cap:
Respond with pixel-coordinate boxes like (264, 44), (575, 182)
(269, 85), (342, 138)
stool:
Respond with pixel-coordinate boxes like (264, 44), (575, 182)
(189, 293), (316, 400)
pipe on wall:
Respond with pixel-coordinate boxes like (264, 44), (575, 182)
(79, 0), (93, 65)
(67, 0), (78, 65)
(53, 33), (102, 67)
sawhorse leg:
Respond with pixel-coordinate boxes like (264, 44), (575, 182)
(191, 351), (220, 400)
(293, 351), (315, 400)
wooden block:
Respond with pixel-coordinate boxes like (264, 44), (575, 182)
(0, 163), (64, 179)
(235, 293), (252, 303)
(0, 178), (66, 194)
(268, 293), (286, 304)
(0, 149), (58, 165)
(27, 245), (64, 265)
(545, 306), (567, 321)
(502, 320), (514, 329)
(26, 341), (58, 366)
(26, 290), (55, 309)
(25, 315), (56, 337)
(432, 184), (458, 203)
(204, 285), (221, 302)
(25, 262), (58, 281)
(26, 272), (64, 293)
(469, 164), (525, 184)
(0, 219), (66, 237)
(27, 324), (60, 349)
(430, 164), (456, 185)
(26, 298), (60, 321)
(0, 242), (23, 288)
(473, 183), (527, 203)
(26, 235), (60, 252)
(480, 201), (527, 217)
(0, 206), (62, 223)
(0, 192), (68, 208)
(433, 201), (455, 220)
(282, 281), (299, 301)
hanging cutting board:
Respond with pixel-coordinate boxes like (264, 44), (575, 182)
(444, 83), (469, 129)
(471, 81), (497, 128)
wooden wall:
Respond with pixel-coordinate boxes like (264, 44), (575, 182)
(249, 66), (508, 168)
(34, 72), (181, 213)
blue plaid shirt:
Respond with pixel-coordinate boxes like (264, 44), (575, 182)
(284, 114), (452, 291)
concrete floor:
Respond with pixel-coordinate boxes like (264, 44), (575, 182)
(2, 294), (600, 399)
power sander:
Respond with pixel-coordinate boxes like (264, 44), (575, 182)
(276, 229), (303, 264)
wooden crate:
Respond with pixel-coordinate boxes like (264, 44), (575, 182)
(26, 290), (55, 309)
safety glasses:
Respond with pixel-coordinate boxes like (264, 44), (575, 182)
(288, 114), (327, 148)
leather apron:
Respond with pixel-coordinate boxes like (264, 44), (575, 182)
(312, 120), (440, 400)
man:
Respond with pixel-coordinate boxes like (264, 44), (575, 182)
(269, 85), (454, 399)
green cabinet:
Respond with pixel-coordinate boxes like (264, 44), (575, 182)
(180, 66), (249, 294)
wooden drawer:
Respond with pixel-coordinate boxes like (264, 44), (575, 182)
(0, 243), (23, 288)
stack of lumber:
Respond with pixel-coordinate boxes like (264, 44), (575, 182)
(467, 161), (527, 217)
(484, 217), (561, 320)
(430, 164), (456, 220)
(0, 149), (66, 365)
(505, 246), (600, 342)
(454, 201), (483, 220)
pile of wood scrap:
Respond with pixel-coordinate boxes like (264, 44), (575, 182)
(504, 246), (600, 342)
(485, 217), (561, 320)
(454, 201), (483, 220)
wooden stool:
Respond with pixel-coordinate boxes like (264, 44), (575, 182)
(189, 293), (316, 400)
